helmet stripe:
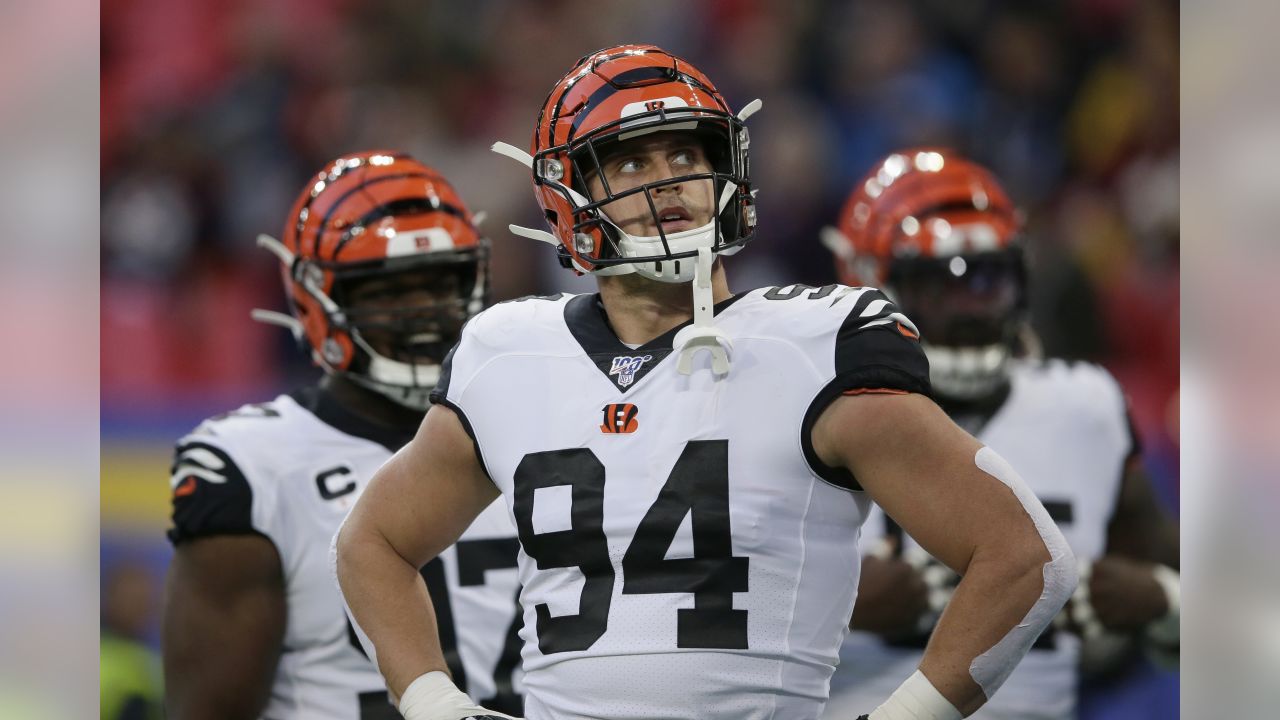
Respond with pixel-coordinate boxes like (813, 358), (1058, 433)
(317, 172), (455, 259)
(292, 152), (415, 248)
(567, 67), (717, 139)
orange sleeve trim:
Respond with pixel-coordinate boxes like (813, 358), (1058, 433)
(841, 387), (910, 396)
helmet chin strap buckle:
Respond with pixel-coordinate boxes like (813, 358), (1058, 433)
(673, 247), (731, 377)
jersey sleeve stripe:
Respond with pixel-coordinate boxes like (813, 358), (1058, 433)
(166, 440), (260, 545)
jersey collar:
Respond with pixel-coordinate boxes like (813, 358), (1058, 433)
(563, 292), (746, 393)
(289, 385), (418, 452)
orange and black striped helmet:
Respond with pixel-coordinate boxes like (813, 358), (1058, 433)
(822, 149), (1028, 400)
(517, 44), (758, 277)
(824, 148), (1021, 287)
(256, 150), (488, 409)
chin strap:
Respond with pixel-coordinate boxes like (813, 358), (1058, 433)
(673, 247), (731, 377)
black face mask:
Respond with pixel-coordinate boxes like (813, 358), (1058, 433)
(887, 249), (1026, 348)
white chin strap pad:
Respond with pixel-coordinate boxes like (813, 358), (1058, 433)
(968, 447), (1078, 697)
(350, 334), (440, 411)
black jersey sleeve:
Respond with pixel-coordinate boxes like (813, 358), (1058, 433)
(829, 288), (931, 395)
(166, 440), (261, 545)
(801, 289), (932, 491)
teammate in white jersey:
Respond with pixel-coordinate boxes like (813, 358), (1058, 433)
(819, 149), (1180, 719)
(161, 151), (523, 720)
(335, 45), (1078, 720)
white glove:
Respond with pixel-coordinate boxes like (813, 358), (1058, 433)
(397, 671), (523, 720)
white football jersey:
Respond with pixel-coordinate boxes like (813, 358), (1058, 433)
(430, 285), (932, 720)
(824, 360), (1136, 720)
(167, 387), (523, 720)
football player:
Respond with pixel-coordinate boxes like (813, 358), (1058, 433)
(335, 46), (1077, 720)
(161, 152), (524, 720)
(819, 149), (1180, 719)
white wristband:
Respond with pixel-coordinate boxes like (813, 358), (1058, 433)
(397, 671), (518, 720)
(868, 670), (963, 720)
(1145, 564), (1180, 646)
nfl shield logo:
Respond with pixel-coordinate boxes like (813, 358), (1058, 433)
(608, 354), (653, 387)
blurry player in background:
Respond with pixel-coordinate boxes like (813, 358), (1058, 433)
(336, 46), (1077, 720)
(821, 149), (1179, 719)
(161, 152), (523, 720)
(101, 561), (163, 720)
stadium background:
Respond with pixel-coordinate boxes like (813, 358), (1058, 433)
(100, 0), (1179, 716)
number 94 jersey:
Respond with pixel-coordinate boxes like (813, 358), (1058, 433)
(430, 286), (931, 720)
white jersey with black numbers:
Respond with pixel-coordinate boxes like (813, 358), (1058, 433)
(166, 387), (523, 720)
(430, 285), (932, 720)
(824, 360), (1136, 720)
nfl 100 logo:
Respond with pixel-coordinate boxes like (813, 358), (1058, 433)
(608, 354), (653, 387)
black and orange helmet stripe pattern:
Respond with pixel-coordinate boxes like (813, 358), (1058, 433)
(833, 148), (1020, 287)
(284, 152), (480, 264)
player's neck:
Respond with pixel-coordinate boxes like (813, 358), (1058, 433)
(596, 264), (731, 346)
(319, 374), (424, 430)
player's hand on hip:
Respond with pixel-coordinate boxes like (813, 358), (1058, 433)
(1087, 555), (1170, 631)
(397, 671), (523, 720)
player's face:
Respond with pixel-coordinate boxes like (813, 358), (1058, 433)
(339, 263), (472, 363)
(585, 132), (715, 238)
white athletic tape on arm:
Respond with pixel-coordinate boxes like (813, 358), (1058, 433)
(868, 670), (961, 720)
(398, 671), (520, 720)
(969, 447), (1078, 696)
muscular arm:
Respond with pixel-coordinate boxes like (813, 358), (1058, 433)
(335, 404), (499, 699)
(162, 535), (285, 720)
(814, 392), (1075, 716)
(1106, 456), (1179, 568)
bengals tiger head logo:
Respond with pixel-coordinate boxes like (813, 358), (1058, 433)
(600, 403), (639, 434)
